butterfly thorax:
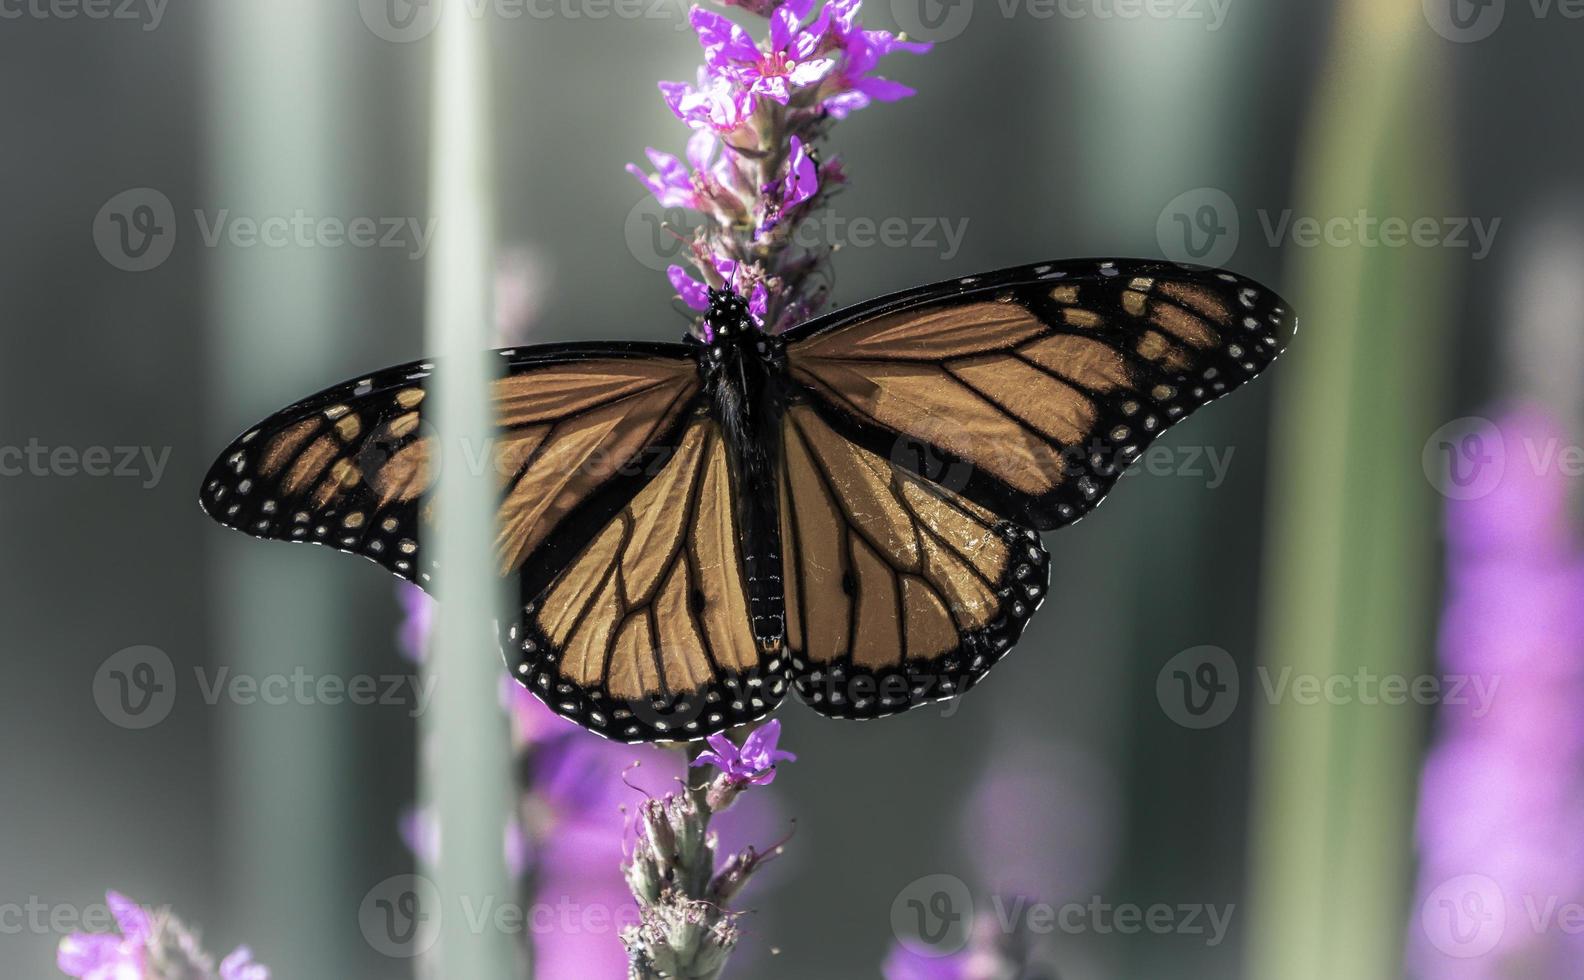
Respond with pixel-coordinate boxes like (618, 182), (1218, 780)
(699, 290), (789, 654)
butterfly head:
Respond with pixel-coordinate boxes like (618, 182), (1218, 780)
(705, 288), (758, 341)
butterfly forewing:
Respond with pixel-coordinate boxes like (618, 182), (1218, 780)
(783, 258), (1295, 531)
(505, 417), (790, 742)
(779, 405), (1049, 719)
(199, 344), (701, 591)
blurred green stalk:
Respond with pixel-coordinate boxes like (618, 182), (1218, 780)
(1245, 2), (1449, 977)
(206, 5), (366, 976)
(421, 5), (516, 978)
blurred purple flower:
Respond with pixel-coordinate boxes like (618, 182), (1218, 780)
(1409, 407), (1584, 978)
(58, 892), (148, 980)
(217, 949), (267, 980)
(399, 804), (441, 867)
(692, 719), (796, 786)
(395, 583), (431, 663)
(883, 943), (973, 980)
(58, 892), (267, 980)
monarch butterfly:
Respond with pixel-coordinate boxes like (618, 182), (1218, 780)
(200, 257), (1293, 743)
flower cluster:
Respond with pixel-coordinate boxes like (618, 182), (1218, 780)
(58, 892), (267, 980)
(623, 721), (796, 979)
(628, 0), (930, 336)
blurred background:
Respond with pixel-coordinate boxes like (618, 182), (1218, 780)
(3, 0), (1581, 976)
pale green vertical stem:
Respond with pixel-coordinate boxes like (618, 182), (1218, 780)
(206, 3), (363, 976)
(1246, 3), (1449, 977)
(422, 5), (516, 978)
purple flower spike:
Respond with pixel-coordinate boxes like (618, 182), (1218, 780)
(692, 719), (797, 786)
(639, 0), (932, 334)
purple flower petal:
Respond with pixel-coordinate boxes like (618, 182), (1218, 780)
(787, 57), (836, 87)
(781, 136), (820, 211)
(769, 6), (797, 52)
(105, 892), (150, 945)
(668, 265), (711, 311)
(690, 7), (760, 68)
(748, 282), (769, 323)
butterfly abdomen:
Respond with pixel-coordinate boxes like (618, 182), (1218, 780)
(704, 329), (790, 658)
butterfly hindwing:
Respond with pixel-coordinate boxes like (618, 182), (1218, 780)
(505, 417), (790, 742)
(779, 405), (1049, 720)
(199, 343), (701, 592)
(783, 258), (1295, 531)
